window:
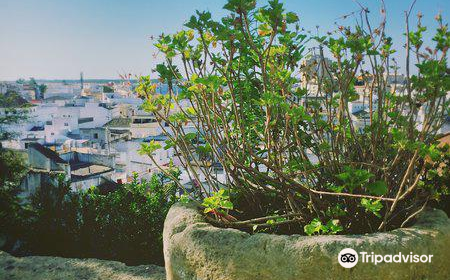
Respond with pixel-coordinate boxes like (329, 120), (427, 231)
(64, 123), (69, 126)
(93, 133), (99, 139)
(133, 118), (156, 124)
(51, 133), (54, 135)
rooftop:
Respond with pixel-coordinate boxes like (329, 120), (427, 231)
(29, 126), (44, 131)
(29, 143), (67, 164)
(66, 133), (84, 140)
(142, 134), (168, 142)
(71, 163), (113, 179)
(103, 118), (131, 128)
(352, 109), (370, 119)
(21, 137), (43, 141)
(44, 96), (72, 102)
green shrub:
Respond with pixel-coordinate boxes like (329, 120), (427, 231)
(0, 149), (29, 240)
(18, 170), (180, 265)
(138, 0), (450, 234)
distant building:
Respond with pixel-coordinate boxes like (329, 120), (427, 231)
(20, 143), (120, 197)
(130, 110), (161, 138)
(300, 54), (333, 87)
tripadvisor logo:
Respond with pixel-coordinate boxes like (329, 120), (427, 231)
(338, 248), (433, 268)
(338, 248), (358, 268)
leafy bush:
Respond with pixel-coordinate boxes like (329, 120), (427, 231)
(103, 85), (114, 93)
(138, 0), (449, 234)
(7, 170), (180, 265)
(0, 149), (29, 240)
(76, 171), (179, 265)
(0, 99), (30, 240)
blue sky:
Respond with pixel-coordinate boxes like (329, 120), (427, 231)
(0, 0), (448, 80)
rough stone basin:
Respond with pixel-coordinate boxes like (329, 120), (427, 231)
(163, 202), (450, 280)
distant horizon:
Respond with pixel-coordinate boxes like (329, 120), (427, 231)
(1, 0), (448, 80)
(1, 78), (136, 83)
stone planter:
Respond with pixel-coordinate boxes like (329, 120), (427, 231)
(163, 203), (450, 280)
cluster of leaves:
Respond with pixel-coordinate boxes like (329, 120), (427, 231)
(139, 0), (449, 235)
(202, 189), (234, 218)
(422, 144), (450, 214)
(102, 85), (114, 93)
(332, 166), (387, 196)
(304, 218), (343, 236)
(0, 92), (29, 108)
(0, 91), (31, 140)
(14, 78), (47, 97)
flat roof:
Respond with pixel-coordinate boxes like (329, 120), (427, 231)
(103, 118), (131, 128)
(71, 163), (113, 178)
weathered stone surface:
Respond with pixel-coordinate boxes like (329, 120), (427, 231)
(0, 251), (166, 280)
(163, 202), (450, 280)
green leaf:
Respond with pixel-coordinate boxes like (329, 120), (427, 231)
(186, 107), (196, 115)
(141, 99), (158, 112)
(304, 218), (323, 236)
(179, 194), (190, 204)
(326, 219), (343, 234)
(184, 132), (197, 141)
(164, 139), (176, 150)
(361, 198), (383, 218)
(138, 141), (162, 156)
(336, 167), (374, 193)
(220, 200), (233, 209)
(366, 181), (388, 196)
(326, 183), (345, 193)
(285, 12), (299, 24)
(258, 23), (273, 36)
(201, 189), (233, 217)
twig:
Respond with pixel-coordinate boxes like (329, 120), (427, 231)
(400, 199), (428, 228)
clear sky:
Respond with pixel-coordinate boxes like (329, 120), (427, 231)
(0, 0), (448, 81)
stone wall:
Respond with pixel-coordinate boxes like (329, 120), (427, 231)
(0, 251), (165, 280)
(28, 147), (51, 171)
(60, 151), (116, 168)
